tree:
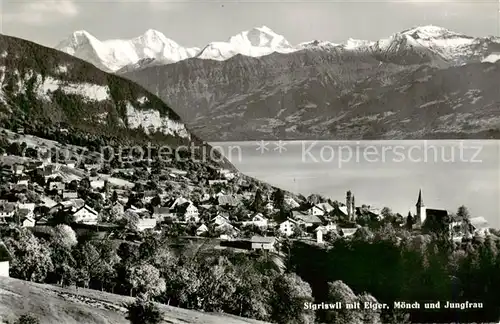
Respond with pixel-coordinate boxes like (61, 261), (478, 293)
(127, 298), (162, 324)
(381, 207), (396, 223)
(73, 242), (101, 288)
(325, 281), (382, 324)
(375, 223), (398, 244)
(272, 189), (285, 211)
(230, 262), (272, 320)
(128, 263), (166, 298)
(50, 243), (76, 286)
(111, 190), (119, 203)
(4, 228), (54, 282)
(457, 205), (472, 237)
(14, 314), (40, 324)
(53, 224), (78, 248)
(352, 227), (374, 241)
(405, 212), (414, 230)
(252, 189), (265, 213)
(269, 273), (315, 324)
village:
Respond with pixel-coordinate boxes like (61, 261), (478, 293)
(0, 128), (493, 275)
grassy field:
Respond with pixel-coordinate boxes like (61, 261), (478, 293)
(0, 276), (269, 324)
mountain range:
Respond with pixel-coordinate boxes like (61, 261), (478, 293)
(57, 25), (500, 140)
(0, 33), (239, 172)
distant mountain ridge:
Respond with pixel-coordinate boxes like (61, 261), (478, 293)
(56, 25), (500, 73)
(55, 25), (500, 141)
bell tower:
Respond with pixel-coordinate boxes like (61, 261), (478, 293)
(416, 189), (426, 226)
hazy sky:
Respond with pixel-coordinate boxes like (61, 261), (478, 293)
(1, 0), (499, 48)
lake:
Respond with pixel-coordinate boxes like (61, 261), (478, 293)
(211, 140), (500, 228)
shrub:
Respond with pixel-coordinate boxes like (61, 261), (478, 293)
(127, 298), (162, 324)
(14, 314), (40, 324)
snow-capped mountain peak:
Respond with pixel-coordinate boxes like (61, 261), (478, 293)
(56, 29), (200, 72)
(58, 30), (100, 55)
(196, 26), (297, 61)
(228, 25), (292, 48)
(374, 24), (479, 63)
(400, 25), (466, 40)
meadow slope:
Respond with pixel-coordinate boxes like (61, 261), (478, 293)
(0, 276), (270, 324)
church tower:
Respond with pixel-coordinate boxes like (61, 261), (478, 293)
(351, 195), (356, 220)
(416, 189), (426, 226)
(346, 190), (352, 218)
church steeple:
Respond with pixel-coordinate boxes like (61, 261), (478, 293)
(416, 189), (424, 207)
(415, 189), (426, 227)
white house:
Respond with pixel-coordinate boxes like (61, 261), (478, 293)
(307, 203), (334, 216)
(0, 242), (11, 277)
(212, 214), (230, 226)
(16, 209), (35, 227)
(72, 205), (98, 225)
(39, 196), (57, 209)
(184, 204), (199, 220)
(196, 224), (209, 236)
(242, 213), (268, 228)
(63, 191), (78, 200)
(469, 217), (490, 237)
(90, 180), (105, 190)
(340, 227), (359, 238)
(209, 179), (228, 186)
(217, 223), (239, 240)
(17, 203), (36, 212)
(16, 177), (30, 186)
(12, 164), (24, 175)
(279, 219), (297, 237)
(137, 218), (157, 231)
(315, 224), (338, 244)
(22, 216), (36, 228)
(250, 236), (276, 251)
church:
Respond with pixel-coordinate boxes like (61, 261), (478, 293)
(414, 189), (450, 232)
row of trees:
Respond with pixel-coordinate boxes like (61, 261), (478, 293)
(1, 225), (320, 323)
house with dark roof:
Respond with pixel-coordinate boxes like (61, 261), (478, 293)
(307, 203), (334, 216)
(16, 209), (35, 227)
(72, 205), (98, 225)
(292, 211), (324, 228)
(218, 195), (241, 207)
(152, 207), (172, 221)
(0, 242), (12, 277)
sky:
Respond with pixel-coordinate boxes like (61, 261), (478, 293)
(0, 0), (499, 48)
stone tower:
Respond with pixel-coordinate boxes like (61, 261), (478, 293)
(351, 195), (355, 220)
(416, 189), (426, 226)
